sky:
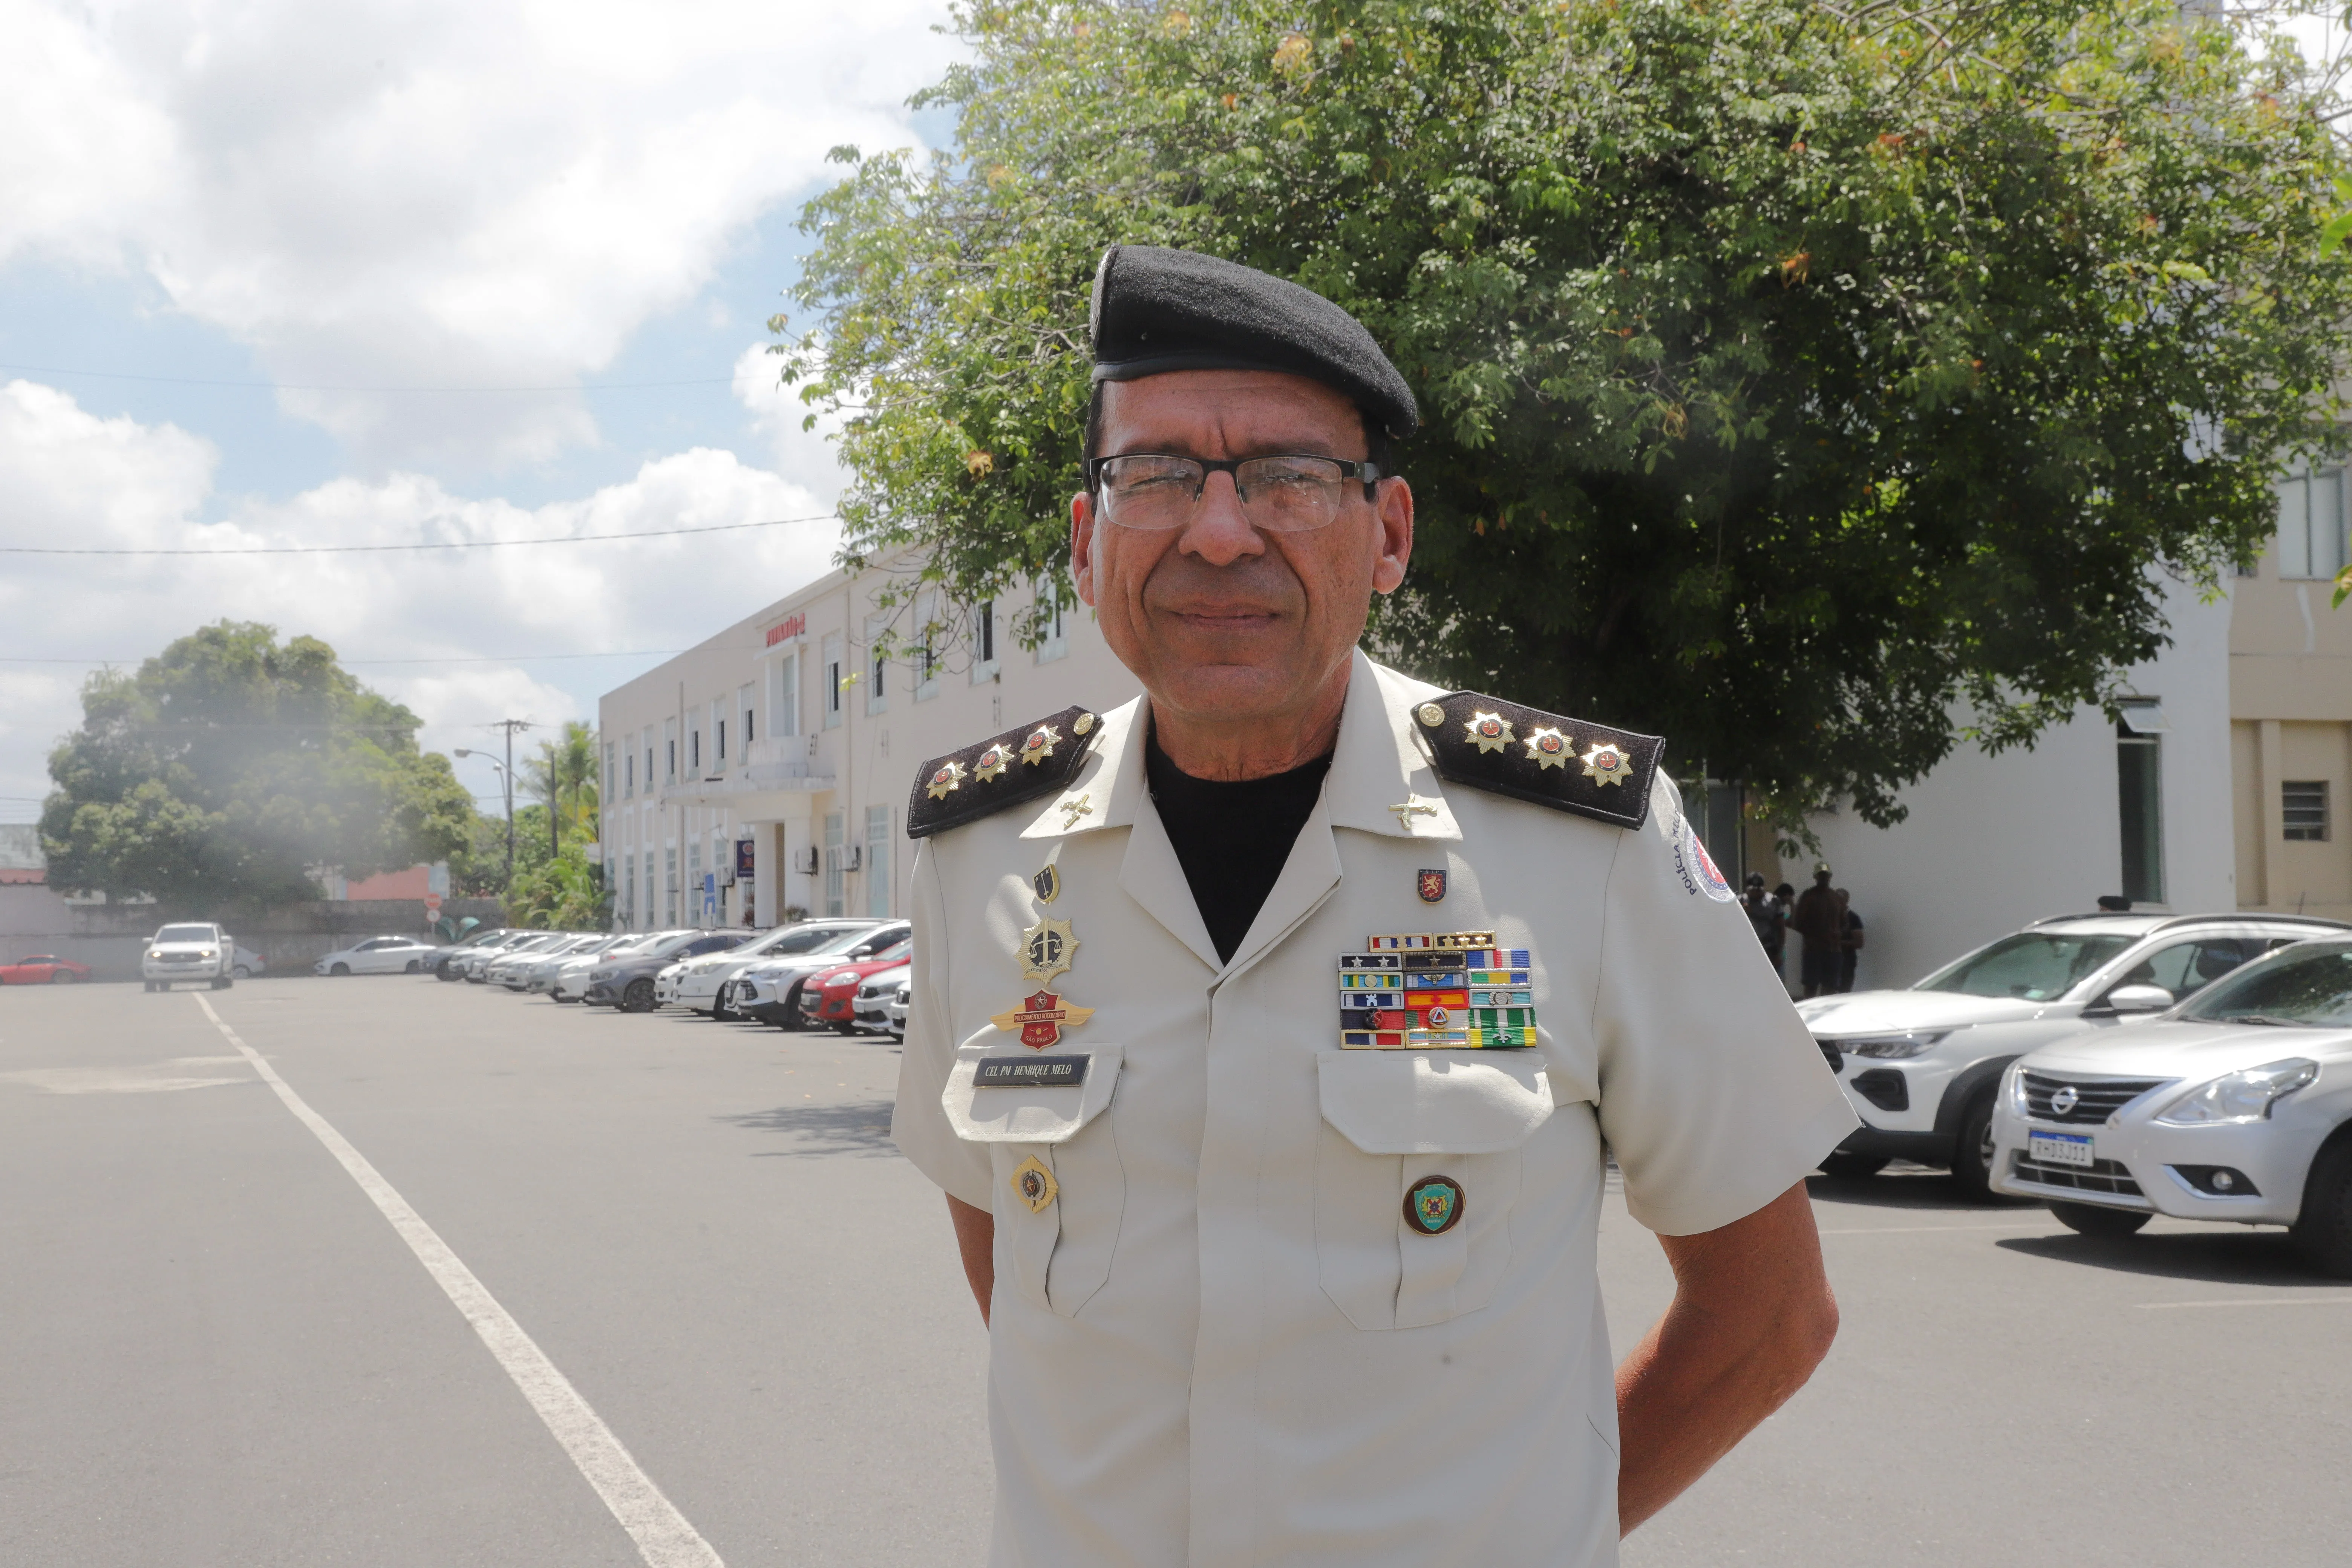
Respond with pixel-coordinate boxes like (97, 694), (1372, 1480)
(0, 0), (965, 823)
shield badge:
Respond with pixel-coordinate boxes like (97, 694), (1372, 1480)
(1416, 868), (1447, 903)
(1404, 1175), (1465, 1236)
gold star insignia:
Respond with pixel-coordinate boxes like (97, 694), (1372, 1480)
(925, 760), (966, 800)
(1020, 724), (1062, 766)
(1580, 742), (1630, 785)
(1020, 916), (1077, 986)
(1524, 726), (1573, 770)
(973, 744), (1011, 782)
(1464, 710), (1514, 753)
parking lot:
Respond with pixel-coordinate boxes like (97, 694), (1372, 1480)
(3, 976), (2348, 1567)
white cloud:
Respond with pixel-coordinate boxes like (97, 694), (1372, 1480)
(0, 377), (845, 813)
(0, 0), (958, 467)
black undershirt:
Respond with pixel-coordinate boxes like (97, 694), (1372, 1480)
(1144, 722), (1333, 964)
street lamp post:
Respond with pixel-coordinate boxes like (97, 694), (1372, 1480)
(454, 749), (514, 887)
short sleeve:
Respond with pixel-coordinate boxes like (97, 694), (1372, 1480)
(890, 840), (994, 1208)
(1591, 776), (1857, 1236)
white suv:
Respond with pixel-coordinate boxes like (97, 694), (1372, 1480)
(1992, 936), (2352, 1275)
(142, 923), (236, 992)
(1798, 912), (2345, 1196)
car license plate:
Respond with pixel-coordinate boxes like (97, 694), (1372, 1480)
(2029, 1130), (2095, 1168)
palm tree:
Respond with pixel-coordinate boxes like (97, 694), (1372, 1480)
(525, 721), (599, 858)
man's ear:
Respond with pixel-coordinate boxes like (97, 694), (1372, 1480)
(1071, 492), (1099, 608)
(1370, 477), (1414, 596)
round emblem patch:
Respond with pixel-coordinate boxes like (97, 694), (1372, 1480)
(1424, 1004), (1452, 1028)
(1405, 1175), (1465, 1236)
(1681, 816), (1736, 902)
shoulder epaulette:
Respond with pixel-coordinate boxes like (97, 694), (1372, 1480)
(905, 704), (1102, 839)
(1409, 691), (1664, 830)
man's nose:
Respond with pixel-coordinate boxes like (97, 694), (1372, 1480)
(1174, 470), (1266, 567)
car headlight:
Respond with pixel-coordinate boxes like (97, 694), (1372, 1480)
(1842, 1031), (1949, 1060)
(590, 968), (613, 980)
(2154, 1058), (2319, 1126)
(197, 949), (216, 959)
(2005, 1062), (2031, 1116)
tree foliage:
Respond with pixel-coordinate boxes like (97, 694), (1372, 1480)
(782, 0), (2352, 824)
(40, 622), (474, 908)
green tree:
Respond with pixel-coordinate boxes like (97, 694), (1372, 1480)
(782, 0), (2352, 827)
(523, 720), (600, 859)
(504, 802), (611, 928)
(41, 622), (474, 908)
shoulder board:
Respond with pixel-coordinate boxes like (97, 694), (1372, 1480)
(905, 704), (1102, 839)
(1409, 691), (1664, 830)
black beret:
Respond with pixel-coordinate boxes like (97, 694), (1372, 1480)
(1088, 245), (1418, 439)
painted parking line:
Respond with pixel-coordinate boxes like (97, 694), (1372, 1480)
(2135, 1297), (2352, 1311)
(192, 994), (723, 1568)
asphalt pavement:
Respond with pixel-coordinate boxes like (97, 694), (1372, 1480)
(2, 977), (2346, 1566)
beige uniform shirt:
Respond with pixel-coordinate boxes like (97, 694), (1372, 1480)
(893, 650), (1856, 1567)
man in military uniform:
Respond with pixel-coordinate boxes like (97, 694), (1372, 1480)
(892, 244), (1857, 1566)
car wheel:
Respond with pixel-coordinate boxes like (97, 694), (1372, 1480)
(2048, 1201), (2150, 1239)
(211, 975), (232, 990)
(50, 969), (76, 985)
(2290, 1136), (2352, 1279)
(622, 977), (657, 1012)
(1819, 1152), (1888, 1181)
(711, 989), (737, 1021)
(1948, 1090), (1998, 1200)
(233, 965), (252, 979)
(404, 959), (421, 974)
(331, 962), (351, 976)
(143, 981), (159, 993)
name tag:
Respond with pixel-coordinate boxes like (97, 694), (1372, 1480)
(974, 1054), (1090, 1087)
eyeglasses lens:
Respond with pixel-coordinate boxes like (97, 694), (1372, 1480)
(1097, 455), (1349, 531)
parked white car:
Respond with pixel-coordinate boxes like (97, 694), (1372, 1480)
(314, 934), (440, 976)
(884, 978), (909, 1037)
(488, 934), (595, 989)
(1992, 936), (2352, 1275)
(853, 963), (909, 1035)
(467, 932), (563, 983)
(143, 922), (236, 991)
(1798, 911), (2344, 1195)
(666, 919), (885, 1017)
(232, 945), (268, 979)
(524, 935), (623, 995)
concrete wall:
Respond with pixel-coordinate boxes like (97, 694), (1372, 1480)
(0, 892), (506, 982)
(1775, 575), (2236, 990)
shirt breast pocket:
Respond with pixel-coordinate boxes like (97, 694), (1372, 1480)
(1314, 1050), (1554, 1331)
(941, 1041), (1126, 1318)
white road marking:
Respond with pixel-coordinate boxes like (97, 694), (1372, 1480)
(2136, 1296), (2352, 1311)
(192, 994), (724, 1568)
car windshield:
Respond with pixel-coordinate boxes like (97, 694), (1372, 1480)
(1914, 931), (2135, 1001)
(2178, 944), (2352, 1026)
(873, 939), (911, 965)
(155, 925), (215, 943)
(753, 924), (858, 956)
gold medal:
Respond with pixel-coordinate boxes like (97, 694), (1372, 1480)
(1020, 916), (1076, 986)
(1463, 710), (1514, 754)
(1011, 1155), (1059, 1213)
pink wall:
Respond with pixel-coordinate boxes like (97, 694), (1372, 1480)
(340, 865), (432, 900)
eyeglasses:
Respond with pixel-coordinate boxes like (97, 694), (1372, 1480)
(1084, 452), (1383, 533)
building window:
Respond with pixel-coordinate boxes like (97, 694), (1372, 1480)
(913, 592), (941, 702)
(664, 846), (678, 925)
(971, 599), (998, 684)
(2117, 718), (2165, 905)
(772, 653), (799, 738)
(689, 839), (704, 924)
(624, 854), (636, 926)
(690, 728), (700, 771)
(866, 615), (891, 715)
(625, 750), (634, 799)
(823, 811), (846, 918)
(2284, 780), (2331, 841)
(739, 683), (755, 751)
(1035, 585), (1067, 663)
(822, 633), (844, 729)
(643, 850), (654, 927)
(665, 719), (677, 781)
(2274, 469), (2347, 581)
(865, 805), (891, 918)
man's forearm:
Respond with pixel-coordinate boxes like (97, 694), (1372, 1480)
(1614, 1181), (1837, 1534)
(947, 1193), (995, 1326)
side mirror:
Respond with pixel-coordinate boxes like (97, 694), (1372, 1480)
(2102, 983), (2175, 1015)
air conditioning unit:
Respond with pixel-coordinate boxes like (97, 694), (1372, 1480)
(841, 845), (864, 872)
(793, 847), (819, 875)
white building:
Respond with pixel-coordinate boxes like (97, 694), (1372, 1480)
(604, 474), (2348, 989)
(597, 565), (1133, 933)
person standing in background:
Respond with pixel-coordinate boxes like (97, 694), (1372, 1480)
(1790, 864), (1843, 999)
(1742, 872), (1787, 985)
(1835, 888), (1865, 994)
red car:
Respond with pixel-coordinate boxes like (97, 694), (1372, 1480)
(2, 954), (91, 985)
(796, 940), (911, 1034)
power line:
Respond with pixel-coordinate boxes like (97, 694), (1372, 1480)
(0, 651), (684, 667)
(0, 361), (735, 394)
(0, 513), (838, 557)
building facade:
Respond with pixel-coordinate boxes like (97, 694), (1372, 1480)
(597, 565), (1134, 934)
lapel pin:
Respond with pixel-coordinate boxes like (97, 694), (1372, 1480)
(1417, 869), (1448, 903)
